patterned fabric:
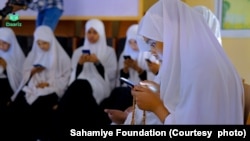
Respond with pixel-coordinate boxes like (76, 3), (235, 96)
(28, 0), (63, 11)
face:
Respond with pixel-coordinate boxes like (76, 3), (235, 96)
(143, 36), (163, 60)
(0, 40), (10, 52)
(87, 28), (100, 44)
(129, 39), (139, 51)
(37, 40), (50, 51)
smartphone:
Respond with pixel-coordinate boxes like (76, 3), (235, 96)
(82, 49), (91, 55)
(145, 58), (152, 63)
(120, 77), (134, 88)
(33, 64), (44, 68)
(123, 55), (131, 60)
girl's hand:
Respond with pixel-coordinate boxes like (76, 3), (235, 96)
(131, 85), (161, 112)
(147, 62), (160, 75)
(88, 54), (99, 63)
(104, 109), (128, 124)
(132, 84), (169, 123)
(36, 82), (49, 88)
(31, 66), (45, 76)
(0, 57), (7, 69)
(78, 54), (89, 64)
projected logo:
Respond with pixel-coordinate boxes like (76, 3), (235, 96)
(5, 13), (22, 27)
(9, 13), (19, 21)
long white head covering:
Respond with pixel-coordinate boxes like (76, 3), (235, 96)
(0, 27), (25, 91)
(69, 19), (117, 104)
(138, 0), (243, 124)
(136, 36), (160, 80)
(193, 5), (222, 45)
(123, 24), (139, 60)
(83, 19), (111, 61)
(11, 25), (71, 104)
(117, 24), (140, 85)
(117, 24), (158, 86)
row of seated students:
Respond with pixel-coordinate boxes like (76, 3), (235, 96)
(15, 34), (116, 59)
(0, 18), (160, 140)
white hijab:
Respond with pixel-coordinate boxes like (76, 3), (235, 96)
(122, 24), (139, 60)
(193, 5), (222, 45)
(118, 24), (140, 86)
(69, 19), (117, 104)
(138, 0), (243, 124)
(136, 35), (160, 77)
(117, 24), (158, 86)
(11, 25), (71, 105)
(0, 27), (25, 91)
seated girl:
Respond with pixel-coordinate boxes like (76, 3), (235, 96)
(10, 25), (71, 140)
(0, 27), (25, 113)
(103, 24), (161, 125)
(57, 19), (117, 128)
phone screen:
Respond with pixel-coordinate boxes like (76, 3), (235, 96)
(123, 55), (131, 60)
(82, 49), (91, 55)
(120, 77), (134, 88)
(145, 59), (151, 63)
(33, 64), (44, 68)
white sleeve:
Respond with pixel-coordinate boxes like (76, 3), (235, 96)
(164, 113), (176, 124)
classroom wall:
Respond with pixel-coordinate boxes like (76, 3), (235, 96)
(183, 0), (214, 11)
(143, 0), (158, 14)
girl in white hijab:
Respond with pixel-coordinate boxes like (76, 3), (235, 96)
(132, 0), (243, 124)
(124, 5), (224, 125)
(116, 24), (159, 87)
(0, 27), (25, 114)
(104, 25), (161, 125)
(57, 19), (117, 127)
(193, 5), (222, 45)
(10, 25), (71, 140)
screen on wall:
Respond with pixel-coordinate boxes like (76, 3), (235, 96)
(0, 0), (141, 20)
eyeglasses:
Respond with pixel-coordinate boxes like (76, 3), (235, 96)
(145, 39), (157, 48)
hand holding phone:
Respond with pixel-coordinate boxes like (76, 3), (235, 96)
(31, 64), (45, 75)
(120, 77), (134, 88)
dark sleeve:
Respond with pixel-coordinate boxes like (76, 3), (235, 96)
(94, 62), (105, 79)
(155, 71), (159, 76)
(120, 69), (129, 78)
(120, 69), (130, 86)
(139, 70), (147, 81)
(75, 64), (83, 78)
(3, 69), (7, 76)
(25, 0), (33, 4)
(24, 74), (33, 86)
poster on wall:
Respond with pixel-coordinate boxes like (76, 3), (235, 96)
(216, 0), (250, 37)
